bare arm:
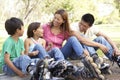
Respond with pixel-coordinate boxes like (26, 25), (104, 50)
(96, 31), (119, 55)
(41, 39), (46, 48)
(24, 39), (38, 56)
(71, 31), (108, 53)
(4, 53), (25, 77)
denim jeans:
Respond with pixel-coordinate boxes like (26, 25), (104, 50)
(31, 44), (64, 61)
(31, 44), (50, 59)
(93, 36), (114, 60)
(60, 36), (84, 59)
(48, 47), (65, 61)
(3, 55), (39, 76)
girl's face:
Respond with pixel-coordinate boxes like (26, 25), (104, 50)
(53, 14), (64, 27)
(33, 26), (43, 37)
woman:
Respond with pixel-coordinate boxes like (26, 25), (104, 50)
(43, 9), (90, 59)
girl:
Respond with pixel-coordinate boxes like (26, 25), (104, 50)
(24, 22), (65, 61)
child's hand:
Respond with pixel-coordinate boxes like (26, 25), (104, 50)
(32, 50), (39, 56)
(47, 42), (53, 51)
(17, 71), (26, 78)
(84, 49), (90, 56)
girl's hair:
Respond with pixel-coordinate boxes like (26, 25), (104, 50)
(51, 9), (71, 35)
(27, 22), (40, 38)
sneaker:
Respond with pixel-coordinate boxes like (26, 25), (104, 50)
(80, 55), (105, 80)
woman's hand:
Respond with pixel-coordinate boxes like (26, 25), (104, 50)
(46, 42), (53, 51)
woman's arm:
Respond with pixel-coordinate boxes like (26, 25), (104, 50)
(4, 53), (25, 77)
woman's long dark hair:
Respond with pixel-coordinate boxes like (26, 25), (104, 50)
(50, 9), (71, 37)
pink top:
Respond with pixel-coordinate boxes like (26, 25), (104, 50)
(43, 23), (68, 49)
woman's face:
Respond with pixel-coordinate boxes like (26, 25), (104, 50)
(53, 14), (64, 27)
(34, 26), (43, 37)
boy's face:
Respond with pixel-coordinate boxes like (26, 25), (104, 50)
(78, 20), (90, 32)
(17, 26), (24, 36)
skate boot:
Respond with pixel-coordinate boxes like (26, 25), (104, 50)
(100, 63), (112, 74)
(27, 62), (36, 75)
(60, 61), (75, 78)
(91, 53), (103, 68)
(70, 66), (92, 80)
(80, 55), (105, 80)
(112, 55), (120, 67)
(48, 60), (67, 77)
(91, 53), (112, 75)
(30, 59), (45, 80)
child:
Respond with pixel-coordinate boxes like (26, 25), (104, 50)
(24, 22), (65, 61)
(1, 17), (33, 77)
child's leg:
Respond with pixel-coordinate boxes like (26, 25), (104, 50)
(2, 55), (32, 75)
(2, 64), (16, 76)
(31, 44), (50, 59)
(48, 47), (65, 61)
(12, 55), (32, 74)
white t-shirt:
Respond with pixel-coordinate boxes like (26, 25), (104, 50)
(70, 23), (100, 40)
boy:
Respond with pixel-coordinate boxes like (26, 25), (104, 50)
(72, 13), (120, 73)
(1, 17), (31, 77)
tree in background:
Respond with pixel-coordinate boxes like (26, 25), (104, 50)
(0, 0), (119, 25)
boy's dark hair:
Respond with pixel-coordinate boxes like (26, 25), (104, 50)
(5, 17), (24, 35)
(81, 13), (95, 26)
(27, 22), (41, 38)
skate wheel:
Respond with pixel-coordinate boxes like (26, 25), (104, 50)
(91, 63), (98, 68)
(98, 74), (105, 80)
(95, 68), (101, 74)
(99, 57), (103, 64)
(86, 56), (93, 63)
(108, 69), (112, 75)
